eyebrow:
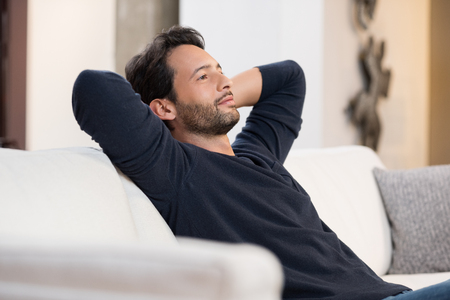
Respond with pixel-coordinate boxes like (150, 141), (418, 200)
(189, 63), (222, 80)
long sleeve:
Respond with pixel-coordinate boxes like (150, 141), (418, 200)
(233, 60), (306, 164)
(72, 70), (189, 212)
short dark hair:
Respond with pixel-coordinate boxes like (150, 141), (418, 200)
(125, 25), (205, 105)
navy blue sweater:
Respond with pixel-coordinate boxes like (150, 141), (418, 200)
(72, 60), (408, 299)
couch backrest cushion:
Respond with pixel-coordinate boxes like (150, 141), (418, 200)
(0, 147), (139, 243)
(115, 168), (178, 245)
(284, 146), (391, 276)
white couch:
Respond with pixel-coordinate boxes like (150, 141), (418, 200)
(284, 146), (450, 290)
(0, 145), (448, 299)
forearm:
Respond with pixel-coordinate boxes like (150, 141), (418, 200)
(234, 60), (306, 163)
(231, 67), (262, 108)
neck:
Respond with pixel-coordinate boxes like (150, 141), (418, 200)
(171, 129), (235, 156)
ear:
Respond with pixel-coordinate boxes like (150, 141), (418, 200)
(149, 99), (176, 121)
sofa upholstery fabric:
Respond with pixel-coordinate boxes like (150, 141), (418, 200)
(0, 147), (138, 242)
(1, 145), (449, 297)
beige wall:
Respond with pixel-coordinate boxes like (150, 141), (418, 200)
(115, 0), (178, 77)
(24, 0), (435, 170)
(25, 0), (179, 150)
(323, 0), (430, 169)
(181, 0), (326, 149)
(323, 0), (360, 147)
(373, 0), (430, 169)
(182, 0), (431, 169)
(26, 0), (116, 150)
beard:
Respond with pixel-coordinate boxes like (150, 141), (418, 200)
(175, 93), (240, 137)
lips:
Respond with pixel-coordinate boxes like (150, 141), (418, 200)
(218, 93), (235, 106)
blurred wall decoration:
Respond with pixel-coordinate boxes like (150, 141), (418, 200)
(347, 0), (391, 151)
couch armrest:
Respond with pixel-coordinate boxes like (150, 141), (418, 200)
(0, 237), (283, 300)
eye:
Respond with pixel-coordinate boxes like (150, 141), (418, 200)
(198, 74), (207, 80)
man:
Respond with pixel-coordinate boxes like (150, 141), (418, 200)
(72, 26), (448, 299)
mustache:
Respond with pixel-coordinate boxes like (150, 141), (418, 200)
(214, 91), (234, 106)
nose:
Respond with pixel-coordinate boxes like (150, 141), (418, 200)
(218, 73), (233, 92)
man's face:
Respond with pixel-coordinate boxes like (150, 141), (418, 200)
(167, 44), (239, 136)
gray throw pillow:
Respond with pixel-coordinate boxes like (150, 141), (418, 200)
(373, 165), (450, 274)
